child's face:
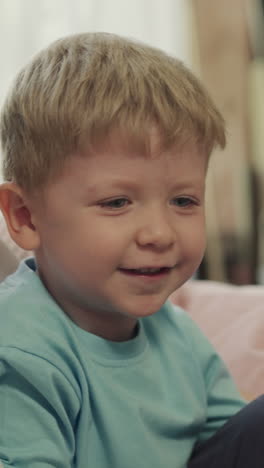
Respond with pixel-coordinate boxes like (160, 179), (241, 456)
(32, 132), (207, 341)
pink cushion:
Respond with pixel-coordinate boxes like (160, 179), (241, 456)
(170, 281), (264, 399)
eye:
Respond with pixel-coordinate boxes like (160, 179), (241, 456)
(99, 197), (130, 209)
(171, 197), (197, 207)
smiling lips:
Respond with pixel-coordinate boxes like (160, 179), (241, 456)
(119, 266), (172, 276)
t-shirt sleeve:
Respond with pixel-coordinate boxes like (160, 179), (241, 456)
(0, 346), (81, 467)
(178, 308), (246, 443)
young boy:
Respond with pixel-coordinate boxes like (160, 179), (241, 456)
(0, 32), (263, 468)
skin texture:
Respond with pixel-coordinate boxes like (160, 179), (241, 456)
(0, 129), (208, 341)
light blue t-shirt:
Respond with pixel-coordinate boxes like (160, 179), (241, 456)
(0, 259), (245, 468)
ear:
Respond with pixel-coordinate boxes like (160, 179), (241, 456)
(0, 182), (40, 251)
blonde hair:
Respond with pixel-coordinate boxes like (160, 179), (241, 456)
(0, 32), (225, 192)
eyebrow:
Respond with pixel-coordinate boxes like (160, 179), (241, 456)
(86, 179), (141, 193)
(86, 177), (205, 194)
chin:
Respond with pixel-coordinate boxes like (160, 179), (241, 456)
(127, 298), (168, 319)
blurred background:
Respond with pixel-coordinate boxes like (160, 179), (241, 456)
(0, 0), (263, 285)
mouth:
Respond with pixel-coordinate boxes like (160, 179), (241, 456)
(118, 266), (172, 277)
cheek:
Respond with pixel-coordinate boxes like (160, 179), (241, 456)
(53, 225), (125, 269)
(182, 222), (206, 261)
(75, 219), (131, 256)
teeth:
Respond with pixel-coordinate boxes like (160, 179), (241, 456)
(137, 267), (162, 273)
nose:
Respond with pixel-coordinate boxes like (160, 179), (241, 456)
(135, 206), (176, 251)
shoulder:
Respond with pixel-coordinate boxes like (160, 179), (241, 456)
(0, 259), (82, 388)
(143, 301), (226, 375)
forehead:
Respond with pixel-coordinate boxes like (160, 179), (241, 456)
(61, 134), (207, 189)
(37, 125), (208, 202)
(77, 124), (208, 162)
(33, 134), (207, 213)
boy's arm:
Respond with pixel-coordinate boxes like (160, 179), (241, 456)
(182, 310), (246, 443)
(0, 346), (81, 467)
